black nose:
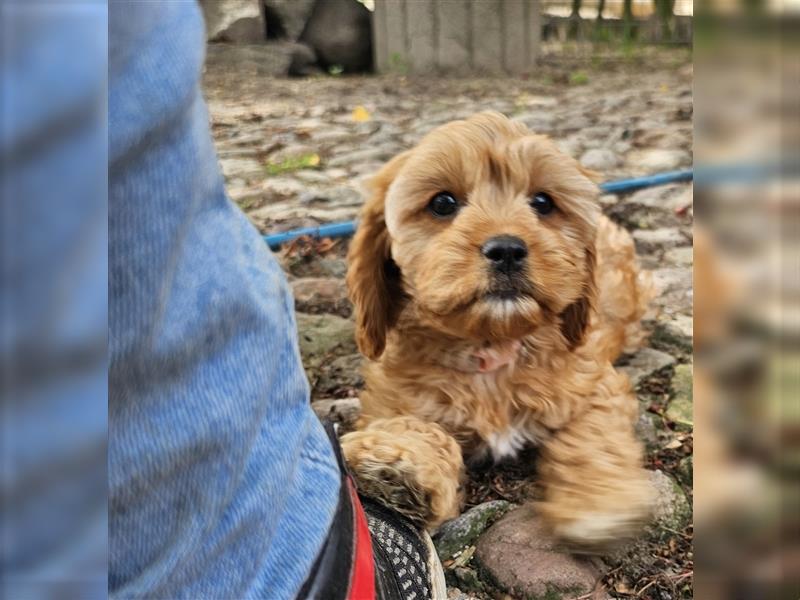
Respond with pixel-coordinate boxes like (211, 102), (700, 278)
(481, 235), (528, 273)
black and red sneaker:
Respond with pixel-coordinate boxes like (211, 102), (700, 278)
(298, 423), (446, 600)
(362, 497), (447, 600)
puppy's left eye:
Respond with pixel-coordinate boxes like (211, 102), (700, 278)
(428, 192), (460, 218)
(530, 192), (555, 215)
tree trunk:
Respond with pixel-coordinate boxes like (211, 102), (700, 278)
(593, 0), (607, 42)
(654, 0), (675, 41)
(569, 0), (582, 39)
(743, 0), (767, 12)
(623, 0), (634, 42)
(623, 0), (634, 21)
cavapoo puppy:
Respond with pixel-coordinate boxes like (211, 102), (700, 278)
(340, 112), (656, 548)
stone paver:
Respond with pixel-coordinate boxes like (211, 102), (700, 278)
(475, 505), (608, 599)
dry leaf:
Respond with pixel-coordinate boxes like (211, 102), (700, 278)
(315, 238), (337, 254)
(351, 105), (371, 122)
(451, 545), (475, 568)
(613, 579), (633, 594)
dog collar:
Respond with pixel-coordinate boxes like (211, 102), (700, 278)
(471, 339), (522, 373)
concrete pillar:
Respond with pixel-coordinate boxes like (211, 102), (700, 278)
(372, 0), (541, 76)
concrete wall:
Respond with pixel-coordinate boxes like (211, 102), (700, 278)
(200, 0), (265, 43)
(372, 0), (542, 75)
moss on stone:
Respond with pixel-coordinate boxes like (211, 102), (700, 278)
(434, 500), (513, 561)
(666, 363), (693, 428)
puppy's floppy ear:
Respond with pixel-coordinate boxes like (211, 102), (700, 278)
(558, 160), (600, 349)
(560, 244), (596, 350)
(347, 152), (410, 360)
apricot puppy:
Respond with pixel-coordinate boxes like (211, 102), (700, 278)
(340, 112), (655, 548)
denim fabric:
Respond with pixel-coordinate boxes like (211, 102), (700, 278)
(1, 2), (108, 598)
(108, 2), (340, 598)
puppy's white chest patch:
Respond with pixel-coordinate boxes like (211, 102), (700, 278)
(486, 426), (535, 461)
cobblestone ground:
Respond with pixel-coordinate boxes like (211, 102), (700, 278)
(204, 47), (693, 599)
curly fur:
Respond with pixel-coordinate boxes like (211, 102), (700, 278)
(340, 112), (656, 547)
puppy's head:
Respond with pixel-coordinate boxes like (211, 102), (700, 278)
(347, 112), (600, 360)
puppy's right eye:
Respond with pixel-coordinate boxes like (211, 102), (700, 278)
(428, 192), (459, 218)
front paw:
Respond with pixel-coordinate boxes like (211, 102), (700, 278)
(341, 417), (464, 529)
(538, 472), (656, 551)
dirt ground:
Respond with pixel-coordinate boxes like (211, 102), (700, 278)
(204, 45), (693, 600)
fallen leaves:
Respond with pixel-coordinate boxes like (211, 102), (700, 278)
(265, 152), (321, 176)
(351, 105), (371, 122)
(281, 235), (340, 259)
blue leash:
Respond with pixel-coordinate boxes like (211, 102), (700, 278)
(264, 168), (693, 250)
(264, 221), (359, 250)
(598, 168), (692, 194)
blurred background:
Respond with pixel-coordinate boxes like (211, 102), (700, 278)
(198, 0), (694, 76)
(693, 3), (800, 599)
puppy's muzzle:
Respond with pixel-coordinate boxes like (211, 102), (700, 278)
(481, 235), (528, 275)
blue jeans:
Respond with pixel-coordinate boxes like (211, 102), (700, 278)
(109, 2), (340, 598)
